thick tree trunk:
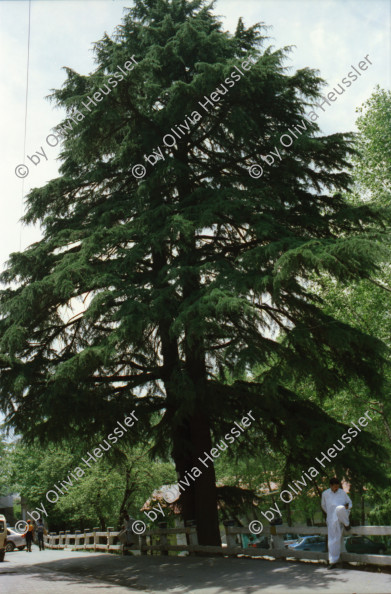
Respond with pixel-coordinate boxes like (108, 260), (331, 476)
(167, 380), (220, 544)
(181, 253), (221, 544)
(153, 221), (221, 545)
(172, 418), (197, 523)
(189, 410), (221, 545)
(153, 247), (199, 527)
(182, 314), (221, 544)
(169, 406), (221, 545)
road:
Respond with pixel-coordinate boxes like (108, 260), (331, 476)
(1, 545), (391, 593)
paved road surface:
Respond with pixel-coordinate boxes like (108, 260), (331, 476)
(1, 545), (391, 593)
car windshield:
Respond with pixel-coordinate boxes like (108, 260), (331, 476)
(295, 537), (306, 544)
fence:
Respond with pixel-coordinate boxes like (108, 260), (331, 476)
(43, 522), (391, 567)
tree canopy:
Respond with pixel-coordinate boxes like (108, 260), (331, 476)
(1, 0), (390, 544)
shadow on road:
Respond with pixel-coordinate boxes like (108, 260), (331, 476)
(14, 553), (350, 593)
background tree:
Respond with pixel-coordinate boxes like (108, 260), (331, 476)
(312, 87), (391, 525)
(8, 435), (176, 531)
(0, 428), (13, 498)
(1, 0), (390, 545)
(354, 87), (391, 207)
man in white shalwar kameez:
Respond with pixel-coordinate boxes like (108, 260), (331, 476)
(321, 477), (352, 569)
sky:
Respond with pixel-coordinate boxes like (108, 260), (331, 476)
(0, 0), (390, 272)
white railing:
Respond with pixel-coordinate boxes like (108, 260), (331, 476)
(43, 523), (391, 566)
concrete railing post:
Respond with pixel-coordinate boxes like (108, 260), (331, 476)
(341, 532), (347, 553)
(175, 518), (187, 549)
(158, 521), (168, 555)
(223, 519), (237, 549)
(106, 527), (114, 551)
(83, 528), (90, 549)
(59, 531), (65, 548)
(270, 525), (285, 559)
(75, 530), (81, 549)
(93, 527), (99, 551)
(185, 520), (198, 555)
(48, 532), (56, 549)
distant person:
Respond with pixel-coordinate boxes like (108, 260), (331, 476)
(24, 519), (34, 552)
(36, 518), (45, 551)
(119, 513), (137, 554)
(321, 477), (352, 569)
(123, 513), (136, 546)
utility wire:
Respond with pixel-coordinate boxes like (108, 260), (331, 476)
(20, 0), (32, 251)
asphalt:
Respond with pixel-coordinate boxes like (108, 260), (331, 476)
(1, 545), (391, 593)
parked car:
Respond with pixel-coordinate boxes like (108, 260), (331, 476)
(243, 532), (300, 550)
(248, 536), (270, 549)
(6, 528), (26, 552)
(345, 536), (386, 555)
(250, 533), (301, 550)
(283, 533), (300, 547)
(288, 535), (327, 552)
(0, 515), (6, 561)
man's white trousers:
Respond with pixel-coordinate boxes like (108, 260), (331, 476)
(327, 505), (350, 563)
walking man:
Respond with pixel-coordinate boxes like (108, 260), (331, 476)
(321, 477), (352, 569)
(119, 513), (138, 555)
(36, 518), (45, 551)
(24, 519), (34, 552)
(123, 513), (136, 546)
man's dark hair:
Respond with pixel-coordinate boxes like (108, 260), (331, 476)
(330, 477), (340, 485)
